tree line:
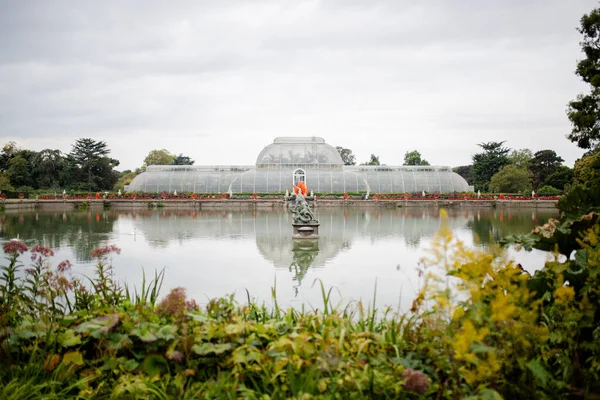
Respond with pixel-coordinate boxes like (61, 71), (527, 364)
(0, 140), (199, 193)
(0, 138), (119, 192)
(454, 144), (573, 194)
(335, 144), (575, 194)
(0, 136), (589, 195)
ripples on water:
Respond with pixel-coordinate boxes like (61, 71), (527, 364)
(0, 207), (558, 310)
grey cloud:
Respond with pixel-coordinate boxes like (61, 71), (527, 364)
(0, 0), (596, 170)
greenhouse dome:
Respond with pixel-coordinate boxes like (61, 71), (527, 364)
(127, 137), (473, 194)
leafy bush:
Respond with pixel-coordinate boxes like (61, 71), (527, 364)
(489, 165), (532, 193)
(556, 184), (600, 217)
(574, 151), (600, 187)
(537, 185), (562, 195)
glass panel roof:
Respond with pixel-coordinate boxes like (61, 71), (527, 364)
(127, 138), (473, 193)
(256, 137), (343, 168)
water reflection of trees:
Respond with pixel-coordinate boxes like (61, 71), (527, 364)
(466, 209), (558, 246)
(0, 211), (117, 261)
(2, 207), (558, 277)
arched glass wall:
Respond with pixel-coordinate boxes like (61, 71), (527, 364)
(127, 137), (474, 193)
(128, 166), (472, 193)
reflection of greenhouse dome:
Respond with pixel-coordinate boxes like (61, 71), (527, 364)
(128, 137), (473, 193)
(129, 209), (470, 268)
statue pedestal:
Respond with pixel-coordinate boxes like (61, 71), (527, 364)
(292, 222), (320, 239)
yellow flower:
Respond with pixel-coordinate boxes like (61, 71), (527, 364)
(554, 286), (575, 305)
(452, 307), (465, 320)
(450, 320), (489, 362)
(491, 294), (516, 322)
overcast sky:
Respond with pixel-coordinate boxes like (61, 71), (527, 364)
(0, 0), (597, 171)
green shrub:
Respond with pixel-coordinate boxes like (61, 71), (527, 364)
(537, 185), (561, 195)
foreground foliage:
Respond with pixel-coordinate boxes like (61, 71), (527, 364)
(2, 203), (600, 398)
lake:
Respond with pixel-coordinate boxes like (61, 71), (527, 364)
(0, 207), (557, 311)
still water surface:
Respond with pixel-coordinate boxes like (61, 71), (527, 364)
(1, 207), (557, 310)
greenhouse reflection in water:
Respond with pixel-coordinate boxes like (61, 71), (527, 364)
(0, 208), (558, 310)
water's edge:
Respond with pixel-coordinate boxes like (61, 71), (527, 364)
(2, 198), (558, 212)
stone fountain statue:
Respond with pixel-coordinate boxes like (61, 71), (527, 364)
(289, 192), (319, 238)
(289, 193), (318, 224)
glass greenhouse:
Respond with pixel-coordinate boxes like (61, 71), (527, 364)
(127, 137), (473, 194)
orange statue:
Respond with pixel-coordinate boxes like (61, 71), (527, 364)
(293, 181), (308, 196)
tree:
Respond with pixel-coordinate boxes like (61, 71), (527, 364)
(114, 170), (138, 190)
(567, 7), (600, 149)
(508, 149), (533, 169)
(70, 138), (111, 191)
(34, 149), (64, 188)
(0, 172), (14, 191)
(144, 149), (175, 166)
(60, 154), (83, 190)
(361, 154), (380, 166)
(403, 150), (430, 166)
(471, 141), (510, 192)
(543, 166), (573, 191)
(529, 150), (564, 189)
(335, 146), (356, 165)
(0, 141), (19, 172)
(453, 165), (473, 183)
(489, 165), (532, 193)
(93, 157), (119, 190)
(583, 144), (600, 158)
(173, 154), (194, 165)
(7, 155), (32, 189)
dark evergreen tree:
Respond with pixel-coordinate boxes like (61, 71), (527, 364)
(69, 138), (114, 191)
(471, 142), (510, 192)
(529, 150), (564, 189)
(173, 154), (194, 165)
(70, 138), (109, 190)
(543, 166), (574, 191)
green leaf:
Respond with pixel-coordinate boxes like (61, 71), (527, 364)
(142, 354), (168, 378)
(470, 342), (496, 354)
(464, 389), (503, 400)
(478, 389), (503, 400)
(75, 313), (120, 337)
(574, 249), (589, 270)
(500, 233), (538, 251)
(58, 329), (82, 347)
(156, 324), (177, 341)
(107, 333), (133, 351)
(527, 359), (553, 388)
(191, 343), (233, 356)
(16, 330), (37, 340)
(62, 351), (84, 366)
(130, 326), (157, 343)
(187, 312), (208, 323)
(120, 358), (139, 372)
